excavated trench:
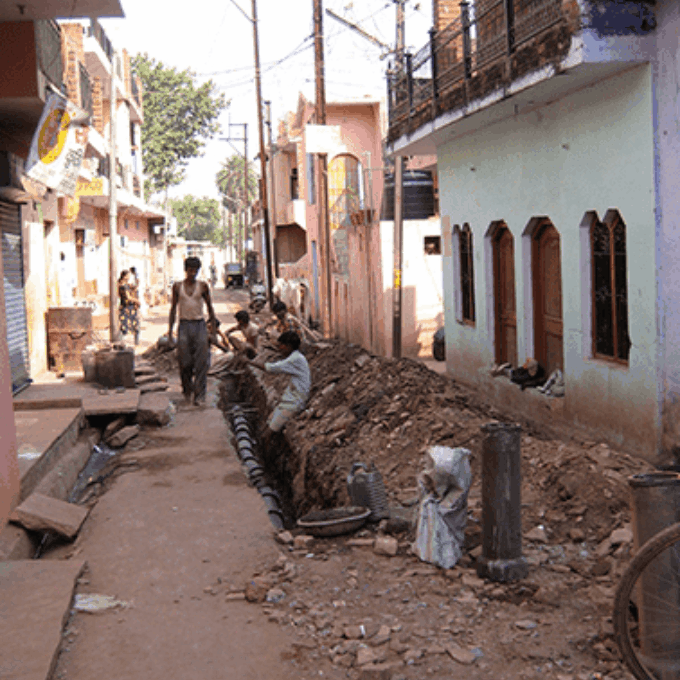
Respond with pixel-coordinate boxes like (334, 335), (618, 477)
(218, 369), (302, 530)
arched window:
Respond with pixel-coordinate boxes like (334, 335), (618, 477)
(459, 223), (475, 324)
(592, 210), (630, 362)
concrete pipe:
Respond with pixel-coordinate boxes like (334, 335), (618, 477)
(477, 422), (528, 582)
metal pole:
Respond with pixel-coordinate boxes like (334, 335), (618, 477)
(243, 123), (249, 251)
(364, 151), (374, 352)
(395, 0), (405, 70)
(108, 78), (118, 343)
(264, 101), (279, 278)
(392, 156), (403, 358)
(314, 0), (332, 337)
(251, 0), (275, 308)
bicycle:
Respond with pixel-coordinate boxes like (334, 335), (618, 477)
(614, 521), (680, 679)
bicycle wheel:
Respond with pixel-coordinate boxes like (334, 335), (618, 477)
(614, 522), (680, 679)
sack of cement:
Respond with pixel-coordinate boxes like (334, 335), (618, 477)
(414, 446), (471, 569)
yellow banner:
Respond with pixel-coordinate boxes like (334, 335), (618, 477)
(75, 177), (104, 196)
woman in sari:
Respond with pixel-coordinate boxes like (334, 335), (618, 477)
(118, 270), (140, 345)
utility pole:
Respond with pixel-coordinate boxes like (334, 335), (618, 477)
(108, 78), (118, 342)
(314, 0), (332, 337)
(392, 0), (406, 358)
(395, 0), (406, 70)
(251, 0), (275, 307)
(264, 101), (279, 278)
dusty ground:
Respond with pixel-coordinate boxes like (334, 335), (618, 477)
(46, 287), (651, 680)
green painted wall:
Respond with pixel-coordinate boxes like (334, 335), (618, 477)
(439, 65), (658, 455)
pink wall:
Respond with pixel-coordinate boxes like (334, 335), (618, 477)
(118, 215), (149, 243)
(0, 243), (20, 533)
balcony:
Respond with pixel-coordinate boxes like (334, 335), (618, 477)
(79, 62), (93, 119)
(88, 18), (113, 62)
(84, 17), (112, 95)
(387, 0), (656, 152)
(0, 19), (64, 150)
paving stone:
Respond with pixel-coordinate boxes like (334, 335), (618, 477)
(136, 374), (165, 386)
(136, 392), (172, 426)
(107, 424), (140, 448)
(0, 560), (85, 680)
(103, 416), (126, 439)
(140, 383), (169, 394)
(13, 493), (89, 540)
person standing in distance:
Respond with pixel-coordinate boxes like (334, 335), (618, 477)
(168, 257), (216, 406)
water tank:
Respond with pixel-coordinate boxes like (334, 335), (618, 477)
(381, 170), (436, 221)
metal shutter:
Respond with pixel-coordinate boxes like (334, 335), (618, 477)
(0, 200), (30, 392)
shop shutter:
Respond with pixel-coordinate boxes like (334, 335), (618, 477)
(0, 200), (30, 392)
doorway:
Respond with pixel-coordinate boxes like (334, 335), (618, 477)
(493, 223), (517, 366)
(532, 220), (563, 375)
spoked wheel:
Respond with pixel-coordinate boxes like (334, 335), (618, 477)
(614, 522), (680, 679)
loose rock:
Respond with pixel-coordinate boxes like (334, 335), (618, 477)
(374, 536), (398, 557)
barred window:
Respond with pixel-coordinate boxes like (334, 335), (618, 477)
(459, 223), (476, 324)
(592, 211), (630, 362)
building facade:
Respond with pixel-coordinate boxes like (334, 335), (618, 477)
(386, 0), (674, 461)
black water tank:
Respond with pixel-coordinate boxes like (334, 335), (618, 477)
(381, 170), (435, 221)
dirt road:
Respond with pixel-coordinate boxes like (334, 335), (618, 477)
(47, 289), (310, 680)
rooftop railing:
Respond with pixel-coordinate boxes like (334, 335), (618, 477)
(388, 0), (564, 139)
(87, 18), (113, 62)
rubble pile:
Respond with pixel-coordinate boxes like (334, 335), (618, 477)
(279, 341), (653, 555)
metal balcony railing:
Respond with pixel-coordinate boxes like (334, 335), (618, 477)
(79, 62), (93, 119)
(88, 18), (113, 62)
(35, 19), (64, 90)
(388, 0), (564, 137)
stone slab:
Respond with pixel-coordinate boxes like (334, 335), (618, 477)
(135, 374), (164, 386)
(136, 392), (172, 426)
(14, 408), (83, 501)
(0, 524), (37, 561)
(82, 390), (141, 416)
(0, 560), (86, 680)
(140, 383), (169, 394)
(13, 493), (89, 539)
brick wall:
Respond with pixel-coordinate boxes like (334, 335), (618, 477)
(433, 0), (462, 30)
(122, 48), (131, 94)
(60, 23), (85, 107)
(92, 76), (103, 134)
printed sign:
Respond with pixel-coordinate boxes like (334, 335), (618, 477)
(26, 93), (87, 197)
(75, 177), (104, 196)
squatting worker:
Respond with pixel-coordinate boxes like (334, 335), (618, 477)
(248, 331), (310, 438)
(225, 310), (259, 358)
(168, 256), (217, 406)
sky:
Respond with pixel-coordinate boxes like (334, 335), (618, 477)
(97, 0), (431, 201)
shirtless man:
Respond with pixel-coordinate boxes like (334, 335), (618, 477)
(225, 310), (259, 358)
(168, 257), (216, 406)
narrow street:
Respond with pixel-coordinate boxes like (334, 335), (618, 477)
(18, 288), (644, 680)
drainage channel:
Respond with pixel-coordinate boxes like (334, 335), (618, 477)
(219, 371), (296, 530)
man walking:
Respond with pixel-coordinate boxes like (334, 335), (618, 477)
(168, 257), (216, 406)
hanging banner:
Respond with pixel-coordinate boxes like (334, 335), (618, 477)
(25, 92), (86, 197)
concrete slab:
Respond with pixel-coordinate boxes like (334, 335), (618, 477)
(13, 382), (95, 411)
(15, 409), (83, 501)
(13, 493), (89, 540)
(0, 560), (85, 680)
(82, 390), (141, 417)
(0, 524), (37, 561)
(136, 393), (172, 426)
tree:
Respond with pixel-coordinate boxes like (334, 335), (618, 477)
(216, 154), (258, 212)
(170, 195), (222, 244)
(132, 54), (228, 197)
(216, 154), (258, 256)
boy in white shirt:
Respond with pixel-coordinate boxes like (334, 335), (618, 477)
(248, 330), (310, 439)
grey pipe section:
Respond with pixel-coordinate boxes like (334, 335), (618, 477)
(477, 422), (528, 582)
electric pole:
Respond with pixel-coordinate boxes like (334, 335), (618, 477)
(251, 0), (275, 307)
(264, 101), (279, 278)
(392, 0), (406, 358)
(314, 0), (332, 337)
(108, 78), (118, 342)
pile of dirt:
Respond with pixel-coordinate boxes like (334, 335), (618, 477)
(141, 342), (178, 374)
(269, 340), (653, 554)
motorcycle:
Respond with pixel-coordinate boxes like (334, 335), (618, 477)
(249, 281), (267, 313)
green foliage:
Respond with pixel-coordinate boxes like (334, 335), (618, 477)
(132, 54), (228, 197)
(170, 195), (223, 244)
(216, 154), (258, 211)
